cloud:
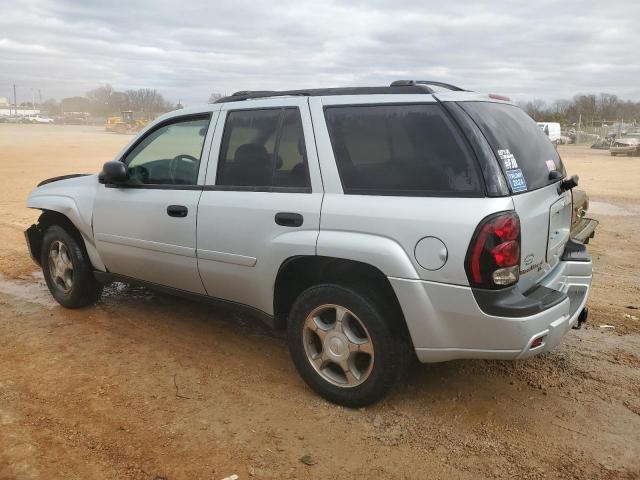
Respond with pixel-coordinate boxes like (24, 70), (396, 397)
(1, 0), (639, 105)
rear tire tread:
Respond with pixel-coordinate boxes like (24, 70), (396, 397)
(287, 283), (410, 407)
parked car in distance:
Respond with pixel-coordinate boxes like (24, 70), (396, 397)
(610, 137), (640, 156)
(1, 115), (21, 123)
(25, 81), (595, 406)
(27, 114), (55, 124)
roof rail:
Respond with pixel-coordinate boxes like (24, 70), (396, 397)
(213, 83), (462, 103)
(390, 80), (466, 92)
(217, 90), (310, 103)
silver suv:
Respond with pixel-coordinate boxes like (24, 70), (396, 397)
(25, 81), (594, 406)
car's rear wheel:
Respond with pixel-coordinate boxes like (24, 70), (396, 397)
(287, 284), (408, 407)
(41, 225), (102, 308)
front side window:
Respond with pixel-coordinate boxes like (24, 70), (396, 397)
(216, 108), (310, 189)
(324, 104), (482, 196)
(123, 116), (210, 185)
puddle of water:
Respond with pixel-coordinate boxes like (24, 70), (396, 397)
(589, 201), (639, 217)
(0, 273), (57, 308)
(101, 281), (154, 300)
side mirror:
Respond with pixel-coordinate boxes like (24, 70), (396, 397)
(98, 161), (128, 184)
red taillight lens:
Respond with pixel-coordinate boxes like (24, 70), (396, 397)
(493, 216), (519, 241)
(488, 93), (511, 102)
(465, 212), (521, 289)
(491, 241), (520, 267)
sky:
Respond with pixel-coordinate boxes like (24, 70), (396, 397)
(1, 0), (639, 106)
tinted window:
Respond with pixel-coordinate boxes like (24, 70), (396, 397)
(461, 102), (565, 193)
(123, 116), (210, 185)
(216, 108), (310, 189)
(324, 104), (481, 196)
(273, 109), (310, 187)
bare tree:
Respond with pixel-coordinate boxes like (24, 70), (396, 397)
(41, 98), (61, 115)
(85, 85), (173, 117)
(124, 88), (173, 116)
(597, 93), (619, 120)
(517, 93), (640, 127)
(518, 98), (546, 121)
(86, 84), (117, 116)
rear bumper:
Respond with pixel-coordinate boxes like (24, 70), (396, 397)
(390, 258), (592, 363)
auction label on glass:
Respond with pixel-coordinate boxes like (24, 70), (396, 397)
(506, 169), (527, 193)
(497, 149), (518, 170)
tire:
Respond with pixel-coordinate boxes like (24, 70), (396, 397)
(41, 224), (102, 308)
(287, 284), (409, 407)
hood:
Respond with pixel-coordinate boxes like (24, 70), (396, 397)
(37, 173), (92, 187)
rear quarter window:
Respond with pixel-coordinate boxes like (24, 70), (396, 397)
(459, 102), (565, 193)
(324, 104), (482, 196)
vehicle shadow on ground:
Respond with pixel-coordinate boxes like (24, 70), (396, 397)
(97, 281), (551, 409)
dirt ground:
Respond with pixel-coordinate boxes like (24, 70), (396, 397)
(1, 124), (639, 480)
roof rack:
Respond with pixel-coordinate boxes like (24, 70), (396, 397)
(214, 81), (467, 103)
(390, 80), (466, 91)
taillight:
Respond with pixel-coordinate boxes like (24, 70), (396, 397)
(465, 211), (521, 289)
(488, 93), (511, 102)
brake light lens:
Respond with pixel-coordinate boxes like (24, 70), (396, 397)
(465, 212), (521, 289)
(491, 241), (519, 266)
(488, 93), (511, 102)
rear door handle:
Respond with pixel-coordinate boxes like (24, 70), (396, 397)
(167, 205), (188, 218)
(275, 212), (303, 227)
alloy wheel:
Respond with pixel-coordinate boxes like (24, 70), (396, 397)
(48, 240), (74, 294)
(302, 304), (374, 388)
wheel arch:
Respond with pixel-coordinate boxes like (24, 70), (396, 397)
(28, 209), (106, 271)
(273, 256), (411, 343)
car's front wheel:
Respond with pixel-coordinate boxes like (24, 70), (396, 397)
(41, 224), (102, 308)
(287, 284), (409, 407)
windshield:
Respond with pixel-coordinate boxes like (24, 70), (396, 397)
(460, 102), (566, 193)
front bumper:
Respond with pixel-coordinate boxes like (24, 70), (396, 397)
(390, 258), (592, 363)
(24, 224), (42, 265)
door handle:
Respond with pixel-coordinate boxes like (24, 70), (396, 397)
(167, 205), (188, 218)
(275, 212), (303, 227)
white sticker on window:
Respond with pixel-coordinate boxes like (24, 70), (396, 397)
(497, 149), (518, 170)
(545, 159), (556, 172)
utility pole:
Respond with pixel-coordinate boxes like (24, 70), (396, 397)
(13, 84), (17, 115)
(577, 113), (582, 144)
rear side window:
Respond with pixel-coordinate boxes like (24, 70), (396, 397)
(460, 102), (565, 193)
(216, 108), (310, 189)
(324, 104), (482, 196)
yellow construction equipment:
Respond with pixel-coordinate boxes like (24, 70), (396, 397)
(105, 111), (149, 134)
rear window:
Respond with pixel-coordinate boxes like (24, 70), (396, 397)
(460, 102), (565, 193)
(324, 104), (482, 196)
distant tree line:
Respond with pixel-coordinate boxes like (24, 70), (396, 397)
(519, 93), (640, 127)
(38, 84), (176, 117)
